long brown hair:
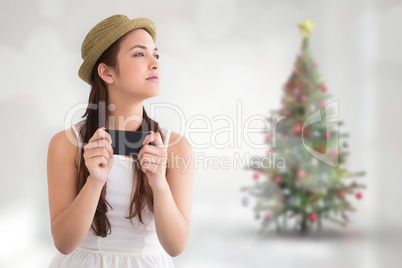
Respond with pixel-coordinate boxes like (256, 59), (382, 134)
(76, 30), (165, 237)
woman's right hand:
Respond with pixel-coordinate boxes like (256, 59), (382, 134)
(83, 127), (114, 185)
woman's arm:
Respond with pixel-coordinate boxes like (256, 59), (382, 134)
(151, 132), (194, 257)
(47, 129), (105, 255)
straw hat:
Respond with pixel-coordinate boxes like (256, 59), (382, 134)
(78, 14), (157, 84)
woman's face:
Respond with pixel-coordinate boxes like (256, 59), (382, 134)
(112, 29), (160, 98)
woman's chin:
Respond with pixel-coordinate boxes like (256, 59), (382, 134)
(148, 86), (161, 95)
(126, 86), (160, 98)
(143, 88), (161, 99)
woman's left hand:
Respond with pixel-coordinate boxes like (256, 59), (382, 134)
(138, 131), (168, 191)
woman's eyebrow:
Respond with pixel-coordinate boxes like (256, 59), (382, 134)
(129, 45), (158, 51)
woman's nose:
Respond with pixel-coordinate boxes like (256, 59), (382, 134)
(150, 57), (159, 70)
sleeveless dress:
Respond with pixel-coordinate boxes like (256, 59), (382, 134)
(49, 121), (175, 268)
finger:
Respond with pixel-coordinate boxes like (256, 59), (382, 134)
(142, 132), (151, 145)
(100, 127), (113, 145)
(84, 147), (111, 161)
(86, 155), (109, 169)
(84, 139), (112, 150)
(140, 154), (166, 168)
(138, 144), (159, 159)
(88, 128), (104, 143)
(140, 154), (159, 165)
(84, 148), (110, 162)
(88, 127), (113, 145)
(153, 131), (164, 148)
(143, 131), (164, 149)
(93, 155), (109, 167)
(84, 140), (113, 158)
(141, 162), (158, 173)
(141, 160), (156, 169)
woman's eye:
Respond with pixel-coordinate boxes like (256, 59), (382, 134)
(133, 53), (159, 59)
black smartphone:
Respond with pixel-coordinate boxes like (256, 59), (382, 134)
(105, 129), (154, 157)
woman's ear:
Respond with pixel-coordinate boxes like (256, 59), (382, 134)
(98, 63), (114, 84)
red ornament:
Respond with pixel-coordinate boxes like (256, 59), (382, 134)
(275, 176), (282, 183)
(264, 213), (271, 220)
(309, 213), (317, 222)
(300, 95), (307, 102)
(338, 190), (345, 197)
(313, 61), (318, 67)
(293, 68), (299, 74)
(321, 101), (327, 108)
(284, 109), (291, 116)
(294, 123), (302, 134)
(356, 192), (363, 199)
(333, 149), (339, 156)
(253, 172), (260, 180)
(325, 132), (331, 139)
(321, 84), (328, 92)
(298, 169), (306, 178)
(265, 134), (272, 141)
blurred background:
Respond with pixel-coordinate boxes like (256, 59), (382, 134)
(1, 0), (401, 267)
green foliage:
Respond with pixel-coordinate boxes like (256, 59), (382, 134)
(241, 36), (366, 237)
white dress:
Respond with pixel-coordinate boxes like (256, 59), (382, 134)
(49, 121), (175, 268)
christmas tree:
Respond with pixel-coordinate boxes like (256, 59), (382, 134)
(241, 19), (366, 237)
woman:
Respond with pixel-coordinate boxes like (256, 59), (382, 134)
(47, 14), (193, 267)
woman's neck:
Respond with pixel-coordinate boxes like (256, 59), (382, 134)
(103, 85), (146, 131)
(104, 103), (144, 132)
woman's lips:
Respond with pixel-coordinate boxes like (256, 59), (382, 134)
(146, 77), (159, 82)
(146, 74), (159, 82)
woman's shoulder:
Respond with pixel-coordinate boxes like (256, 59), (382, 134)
(48, 127), (80, 168)
(166, 130), (192, 156)
(48, 122), (83, 170)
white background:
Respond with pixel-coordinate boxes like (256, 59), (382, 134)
(0, 0), (401, 267)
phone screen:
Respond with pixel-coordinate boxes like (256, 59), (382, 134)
(105, 129), (152, 157)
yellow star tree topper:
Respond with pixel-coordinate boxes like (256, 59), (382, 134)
(298, 19), (315, 36)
